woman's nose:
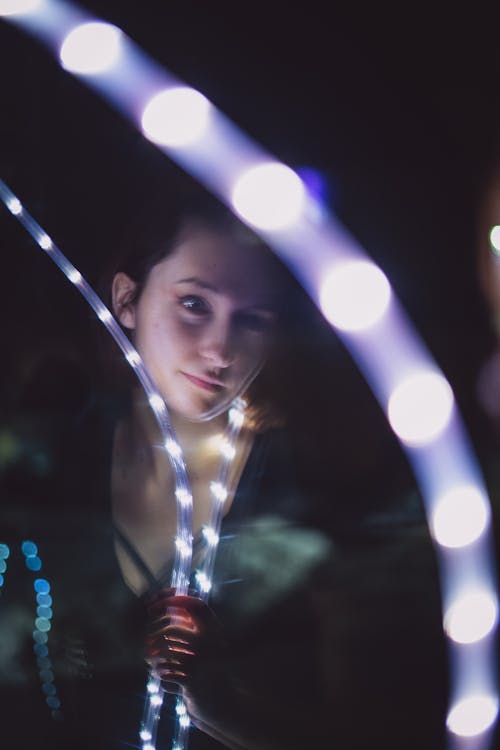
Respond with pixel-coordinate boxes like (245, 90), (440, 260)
(199, 319), (234, 369)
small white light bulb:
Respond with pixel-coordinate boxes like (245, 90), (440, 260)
(148, 393), (165, 412)
(444, 590), (498, 644)
(7, 197), (22, 215)
(175, 536), (191, 558)
(97, 307), (112, 323)
(319, 260), (391, 332)
(447, 695), (498, 737)
(195, 570), (212, 594)
(125, 350), (141, 367)
(38, 233), (52, 250)
(141, 87), (210, 147)
(60, 22), (123, 75)
(220, 439), (236, 460)
(387, 371), (454, 446)
(202, 526), (219, 547)
(0, 0), (41, 16)
(210, 481), (228, 504)
(431, 485), (489, 548)
(165, 439), (182, 460)
(67, 269), (82, 285)
(228, 406), (244, 428)
(175, 488), (192, 507)
(231, 162), (305, 231)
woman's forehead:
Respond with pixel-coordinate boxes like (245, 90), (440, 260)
(155, 230), (280, 301)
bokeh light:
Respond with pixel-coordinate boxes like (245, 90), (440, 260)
(387, 371), (454, 446)
(444, 590), (498, 644)
(431, 485), (489, 548)
(141, 87), (211, 147)
(489, 225), (500, 256)
(60, 22), (123, 75)
(447, 694), (498, 737)
(319, 260), (391, 332)
(0, 0), (41, 15)
(231, 163), (305, 230)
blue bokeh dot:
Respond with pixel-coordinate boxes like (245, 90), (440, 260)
(21, 540), (38, 557)
(0, 574), (4, 587)
(34, 644), (48, 657)
(43, 683), (56, 696)
(37, 606), (53, 619)
(26, 556), (42, 571)
(33, 630), (48, 644)
(46, 696), (60, 709)
(0, 544), (10, 559)
(36, 593), (52, 606)
(51, 709), (63, 721)
(35, 617), (51, 632)
(0, 560), (6, 573)
(34, 579), (50, 594)
(39, 668), (54, 683)
(37, 656), (51, 669)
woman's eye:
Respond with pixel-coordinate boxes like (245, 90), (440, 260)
(178, 295), (210, 315)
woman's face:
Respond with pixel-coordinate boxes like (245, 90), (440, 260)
(113, 227), (279, 420)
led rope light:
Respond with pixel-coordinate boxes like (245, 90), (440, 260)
(1, 2), (499, 748)
(0, 179), (248, 749)
(0, 179), (193, 748)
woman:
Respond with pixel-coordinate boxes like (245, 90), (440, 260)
(81, 194), (332, 749)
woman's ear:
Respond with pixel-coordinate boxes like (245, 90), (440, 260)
(112, 272), (138, 329)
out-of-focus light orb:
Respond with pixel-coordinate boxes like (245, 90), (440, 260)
(141, 87), (211, 147)
(319, 260), (391, 332)
(231, 163), (305, 231)
(0, 0), (41, 15)
(60, 22), (123, 75)
(447, 695), (498, 737)
(7, 197), (22, 215)
(444, 590), (498, 644)
(388, 371), (454, 446)
(489, 225), (500, 256)
(431, 485), (489, 548)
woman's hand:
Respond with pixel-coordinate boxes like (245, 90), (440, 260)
(145, 589), (229, 701)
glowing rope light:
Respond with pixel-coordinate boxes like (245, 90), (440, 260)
(431, 485), (489, 549)
(319, 260), (391, 332)
(210, 481), (228, 504)
(202, 526), (219, 547)
(0, 0), (41, 15)
(387, 371), (454, 446)
(447, 695), (499, 737)
(141, 87), (211, 148)
(231, 163), (305, 230)
(0, 179), (196, 748)
(444, 590), (498, 644)
(2, 5), (499, 747)
(60, 22), (123, 75)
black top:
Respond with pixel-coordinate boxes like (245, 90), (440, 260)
(0, 388), (448, 749)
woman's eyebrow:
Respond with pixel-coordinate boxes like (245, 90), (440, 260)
(175, 276), (218, 291)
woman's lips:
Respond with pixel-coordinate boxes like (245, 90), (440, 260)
(182, 372), (225, 392)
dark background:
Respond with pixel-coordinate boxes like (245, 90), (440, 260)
(1, 3), (500, 748)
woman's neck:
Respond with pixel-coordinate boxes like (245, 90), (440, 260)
(129, 388), (229, 467)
